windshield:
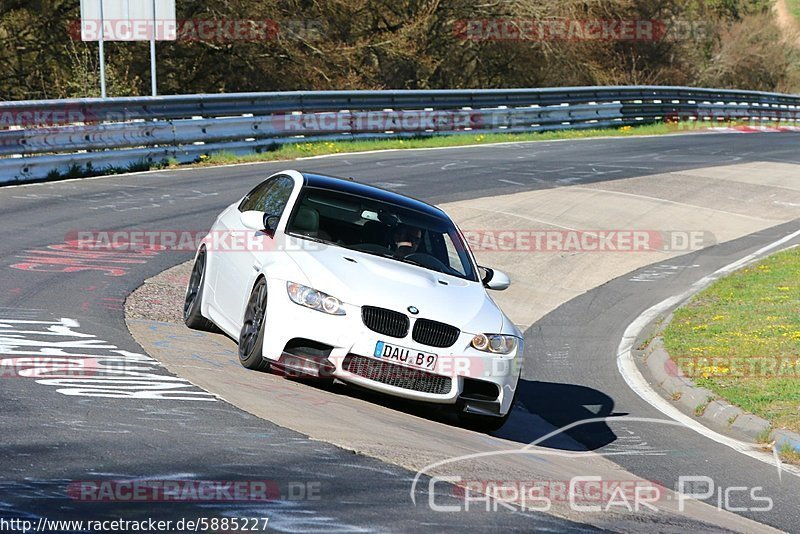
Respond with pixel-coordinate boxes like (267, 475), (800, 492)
(286, 187), (479, 282)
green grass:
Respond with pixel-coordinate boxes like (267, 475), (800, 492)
(780, 443), (800, 463)
(663, 247), (800, 432)
(40, 116), (778, 181)
(197, 123), (672, 166)
(788, 0), (800, 22)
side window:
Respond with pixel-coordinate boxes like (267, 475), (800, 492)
(442, 233), (467, 276)
(238, 178), (275, 212)
(259, 176), (294, 217)
(238, 176), (294, 217)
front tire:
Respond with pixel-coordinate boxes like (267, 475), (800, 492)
(238, 278), (271, 372)
(183, 248), (216, 331)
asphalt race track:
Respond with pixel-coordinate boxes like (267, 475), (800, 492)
(2, 132), (800, 532)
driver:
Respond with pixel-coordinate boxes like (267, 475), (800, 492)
(392, 224), (422, 258)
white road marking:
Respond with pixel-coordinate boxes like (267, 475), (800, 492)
(569, 186), (776, 222)
(438, 160), (480, 171)
(616, 230), (800, 478)
(461, 205), (583, 231)
(589, 167), (623, 175)
(0, 317), (218, 401)
(498, 178), (525, 186)
(461, 205), (673, 255)
(629, 264), (699, 283)
(529, 167), (575, 173)
(372, 182), (407, 189)
(592, 164), (654, 170)
(545, 344), (570, 366)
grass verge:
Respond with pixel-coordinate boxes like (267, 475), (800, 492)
(780, 443), (800, 463)
(197, 123), (671, 166)
(788, 0), (800, 22)
(662, 246), (800, 434)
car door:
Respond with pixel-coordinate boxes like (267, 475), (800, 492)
(213, 175), (296, 328)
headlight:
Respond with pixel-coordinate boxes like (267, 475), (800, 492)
(471, 334), (517, 354)
(286, 282), (346, 315)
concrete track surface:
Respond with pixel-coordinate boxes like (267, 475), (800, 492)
(2, 132), (800, 532)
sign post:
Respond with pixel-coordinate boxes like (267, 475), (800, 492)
(80, 0), (177, 98)
(98, 0), (106, 98)
(150, 0), (157, 96)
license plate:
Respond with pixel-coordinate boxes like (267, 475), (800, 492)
(374, 341), (437, 371)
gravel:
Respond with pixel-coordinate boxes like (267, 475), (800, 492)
(126, 261), (192, 324)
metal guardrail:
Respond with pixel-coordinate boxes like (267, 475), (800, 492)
(1, 85), (799, 183)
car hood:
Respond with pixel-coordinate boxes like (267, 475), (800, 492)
(280, 239), (505, 334)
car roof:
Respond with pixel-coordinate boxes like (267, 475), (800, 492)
(300, 172), (446, 219)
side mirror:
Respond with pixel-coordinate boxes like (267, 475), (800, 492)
(480, 266), (511, 291)
(240, 211), (279, 237)
(265, 215), (279, 233)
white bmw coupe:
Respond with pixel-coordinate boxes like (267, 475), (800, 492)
(184, 170), (522, 430)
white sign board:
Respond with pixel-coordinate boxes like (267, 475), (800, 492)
(80, 0), (177, 41)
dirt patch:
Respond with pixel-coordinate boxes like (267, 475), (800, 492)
(775, 0), (800, 46)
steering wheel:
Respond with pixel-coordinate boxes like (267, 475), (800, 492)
(350, 243), (391, 254)
(405, 252), (452, 273)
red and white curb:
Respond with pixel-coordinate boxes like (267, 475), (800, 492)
(709, 125), (800, 133)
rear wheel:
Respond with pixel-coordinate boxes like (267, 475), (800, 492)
(238, 278), (271, 372)
(183, 248), (216, 331)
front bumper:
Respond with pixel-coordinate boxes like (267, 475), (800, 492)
(261, 279), (521, 416)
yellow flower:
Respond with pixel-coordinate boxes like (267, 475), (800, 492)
(698, 365), (729, 379)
